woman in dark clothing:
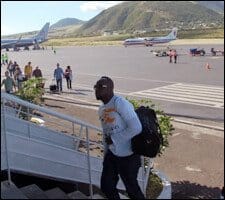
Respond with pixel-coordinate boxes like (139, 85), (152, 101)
(64, 66), (73, 89)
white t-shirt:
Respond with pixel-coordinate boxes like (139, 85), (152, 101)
(98, 95), (142, 157)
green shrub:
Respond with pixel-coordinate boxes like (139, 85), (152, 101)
(15, 77), (45, 120)
(15, 77), (45, 105)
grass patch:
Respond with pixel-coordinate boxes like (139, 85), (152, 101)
(178, 28), (224, 39)
(45, 39), (122, 46)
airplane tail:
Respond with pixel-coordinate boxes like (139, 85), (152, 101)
(34, 22), (50, 41)
(166, 27), (178, 40)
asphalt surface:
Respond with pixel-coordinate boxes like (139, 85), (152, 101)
(1, 43), (224, 121)
(1, 43), (224, 198)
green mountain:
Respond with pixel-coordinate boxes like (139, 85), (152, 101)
(50, 18), (85, 29)
(77, 1), (224, 35)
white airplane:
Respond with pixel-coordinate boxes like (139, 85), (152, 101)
(1, 23), (50, 51)
(1, 36), (22, 50)
(123, 27), (178, 47)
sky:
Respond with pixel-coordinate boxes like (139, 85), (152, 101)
(1, 1), (123, 36)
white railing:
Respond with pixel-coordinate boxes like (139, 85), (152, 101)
(1, 92), (152, 197)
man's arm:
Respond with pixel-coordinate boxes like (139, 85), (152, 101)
(102, 133), (110, 157)
(110, 98), (142, 142)
(110, 117), (142, 143)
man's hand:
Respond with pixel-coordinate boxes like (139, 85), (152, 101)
(105, 135), (113, 145)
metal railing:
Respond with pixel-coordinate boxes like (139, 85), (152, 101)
(1, 92), (151, 197)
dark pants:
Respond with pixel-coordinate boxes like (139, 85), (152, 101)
(174, 55), (177, 63)
(9, 70), (13, 77)
(66, 77), (72, 89)
(56, 79), (62, 91)
(101, 150), (145, 199)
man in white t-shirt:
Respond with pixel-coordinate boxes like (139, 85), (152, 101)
(94, 76), (145, 199)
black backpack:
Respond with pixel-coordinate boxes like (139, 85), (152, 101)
(131, 106), (163, 158)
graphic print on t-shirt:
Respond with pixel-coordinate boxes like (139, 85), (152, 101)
(101, 108), (116, 123)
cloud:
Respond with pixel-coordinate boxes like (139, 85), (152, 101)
(80, 1), (123, 12)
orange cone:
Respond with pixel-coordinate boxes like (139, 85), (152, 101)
(205, 62), (211, 70)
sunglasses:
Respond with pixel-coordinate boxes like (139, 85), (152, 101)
(94, 84), (107, 90)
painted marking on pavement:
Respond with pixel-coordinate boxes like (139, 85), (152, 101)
(129, 83), (224, 109)
(185, 166), (202, 172)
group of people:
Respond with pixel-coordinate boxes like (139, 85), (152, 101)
(2, 59), (73, 94)
(53, 63), (73, 92)
(1, 60), (43, 93)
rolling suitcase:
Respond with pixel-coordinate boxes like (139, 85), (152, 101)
(49, 79), (58, 93)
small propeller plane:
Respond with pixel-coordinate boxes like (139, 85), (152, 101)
(123, 27), (178, 47)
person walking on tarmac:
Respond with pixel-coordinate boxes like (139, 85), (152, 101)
(54, 63), (64, 92)
(4, 53), (9, 65)
(1, 54), (5, 66)
(32, 66), (43, 78)
(24, 61), (33, 80)
(174, 50), (177, 63)
(14, 66), (23, 90)
(64, 65), (73, 89)
(1, 71), (16, 93)
(169, 49), (173, 63)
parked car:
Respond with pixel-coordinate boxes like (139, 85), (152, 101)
(155, 51), (169, 57)
(152, 49), (170, 57)
(190, 48), (205, 56)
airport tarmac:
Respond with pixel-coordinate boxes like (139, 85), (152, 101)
(2, 43), (224, 121)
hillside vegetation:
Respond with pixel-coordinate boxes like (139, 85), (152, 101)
(43, 28), (224, 46)
(50, 18), (85, 29)
(77, 1), (224, 36)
